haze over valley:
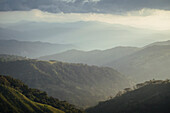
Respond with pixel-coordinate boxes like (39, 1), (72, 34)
(0, 0), (170, 113)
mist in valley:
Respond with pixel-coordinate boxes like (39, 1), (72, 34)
(0, 0), (170, 113)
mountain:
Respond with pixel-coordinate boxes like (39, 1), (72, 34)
(1, 21), (169, 50)
(107, 44), (170, 82)
(39, 47), (139, 66)
(145, 40), (170, 47)
(39, 40), (170, 82)
(86, 79), (170, 113)
(0, 54), (27, 61)
(0, 59), (131, 108)
(0, 40), (74, 58)
(0, 75), (85, 113)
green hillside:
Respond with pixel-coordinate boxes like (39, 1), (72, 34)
(0, 85), (64, 113)
(0, 75), (84, 113)
(0, 76), (64, 113)
(0, 59), (131, 108)
(86, 79), (170, 113)
(0, 54), (27, 62)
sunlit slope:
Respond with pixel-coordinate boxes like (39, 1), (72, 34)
(0, 59), (131, 108)
(0, 84), (64, 113)
(0, 75), (85, 113)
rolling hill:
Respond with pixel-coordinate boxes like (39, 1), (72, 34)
(39, 40), (170, 82)
(145, 40), (170, 47)
(0, 40), (74, 58)
(39, 47), (139, 66)
(86, 79), (170, 113)
(0, 54), (27, 61)
(0, 85), (64, 113)
(0, 59), (131, 108)
(0, 75), (85, 113)
(108, 44), (170, 82)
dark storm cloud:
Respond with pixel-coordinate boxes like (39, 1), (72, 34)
(97, 0), (170, 13)
(0, 0), (170, 13)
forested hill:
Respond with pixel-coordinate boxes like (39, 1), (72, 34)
(0, 59), (131, 108)
(0, 75), (85, 113)
(0, 54), (27, 61)
(86, 79), (170, 113)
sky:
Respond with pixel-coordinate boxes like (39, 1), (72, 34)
(0, 0), (170, 49)
(0, 8), (170, 30)
(0, 0), (170, 13)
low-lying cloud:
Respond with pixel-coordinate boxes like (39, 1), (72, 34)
(0, 9), (170, 30)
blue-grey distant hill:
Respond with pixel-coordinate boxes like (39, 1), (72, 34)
(108, 40), (170, 82)
(39, 46), (139, 66)
(1, 21), (169, 50)
(40, 40), (170, 82)
(0, 40), (74, 58)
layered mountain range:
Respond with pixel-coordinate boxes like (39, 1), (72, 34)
(0, 40), (74, 58)
(0, 58), (131, 108)
(40, 40), (170, 82)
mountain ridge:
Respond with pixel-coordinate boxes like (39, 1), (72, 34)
(108, 44), (170, 82)
(0, 39), (75, 58)
(39, 46), (139, 66)
(0, 59), (132, 108)
(39, 40), (170, 82)
(86, 79), (170, 113)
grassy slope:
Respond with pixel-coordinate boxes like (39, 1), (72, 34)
(0, 84), (64, 113)
(0, 75), (85, 113)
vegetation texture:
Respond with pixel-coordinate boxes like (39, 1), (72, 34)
(0, 59), (131, 108)
(0, 75), (84, 113)
(0, 54), (27, 62)
(86, 79), (170, 113)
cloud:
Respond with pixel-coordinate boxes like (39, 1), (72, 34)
(0, 9), (170, 30)
(0, 0), (170, 13)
